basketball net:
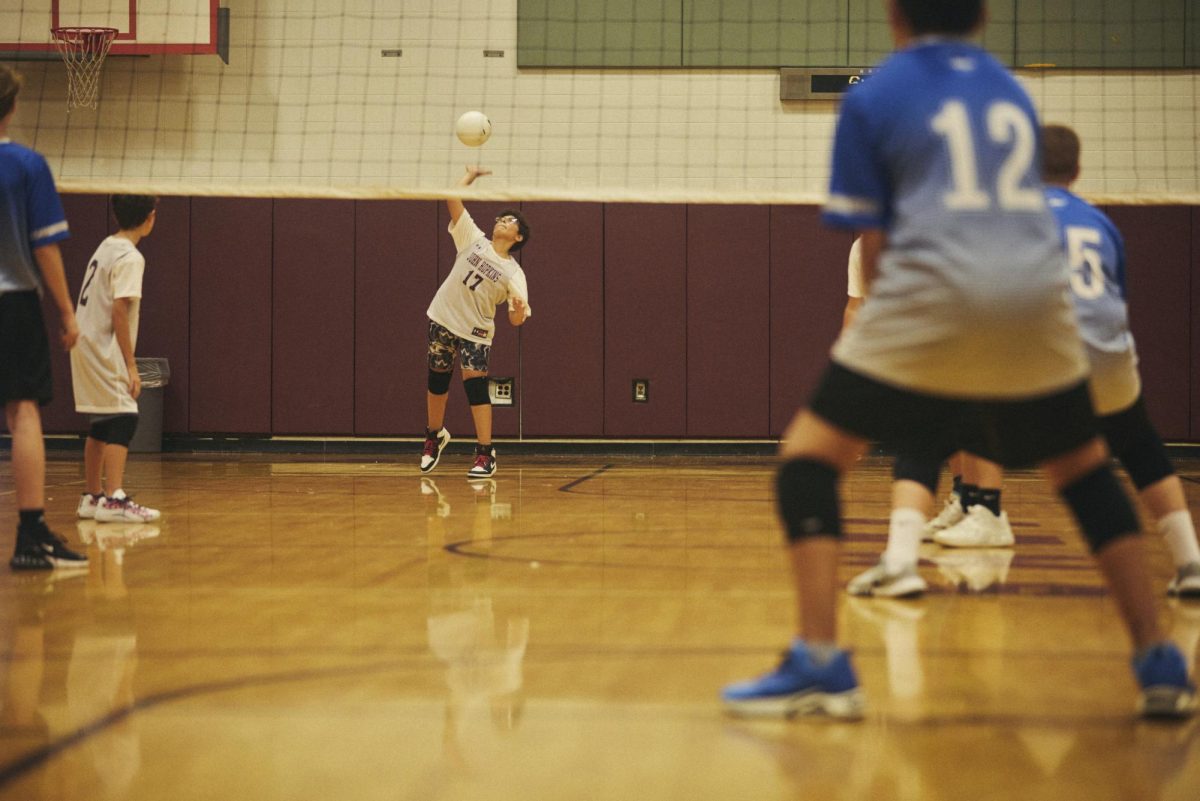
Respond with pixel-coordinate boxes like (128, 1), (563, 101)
(51, 27), (117, 110)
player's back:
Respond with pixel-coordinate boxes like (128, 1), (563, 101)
(1046, 186), (1131, 355)
(826, 39), (1086, 398)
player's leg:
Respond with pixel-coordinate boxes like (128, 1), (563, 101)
(461, 340), (495, 478)
(722, 407), (867, 719)
(1100, 396), (1200, 597)
(2, 292), (86, 570)
(94, 416), (159, 523)
(421, 322), (455, 473)
(1012, 384), (1195, 717)
(934, 452), (1014, 548)
(846, 454), (937, 598)
(723, 364), (954, 718)
(78, 432), (106, 518)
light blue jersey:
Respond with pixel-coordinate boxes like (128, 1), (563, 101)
(823, 38), (1087, 399)
(1045, 186), (1131, 354)
(0, 138), (70, 296)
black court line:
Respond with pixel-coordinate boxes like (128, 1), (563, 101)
(0, 656), (432, 789)
(558, 463), (614, 492)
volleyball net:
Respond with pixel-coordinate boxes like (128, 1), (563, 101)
(2, 1), (1197, 204)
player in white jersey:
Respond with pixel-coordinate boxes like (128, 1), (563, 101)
(71, 195), (162, 524)
(420, 166), (531, 479)
(1, 64), (88, 571)
(1041, 124), (1200, 598)
(721, 0), (1194, 720)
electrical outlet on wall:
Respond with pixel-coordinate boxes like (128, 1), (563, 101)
(632, 379), (649, 403)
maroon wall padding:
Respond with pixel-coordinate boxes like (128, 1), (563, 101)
(271, 200), (355, 434)
(189, 198), (272, 434)
(520, 202), (605, 436)
(354, 200), (440, 436)
(1193, 208), (1200, 441)
(1108, 206), (1191, 440)
(434, 200), (521, 441)
(687, 205), (770, 436)
(769, 207), (851, 436)
(41, 193), (110, 433)
(137, 195), (191, 434)
(604, 203), (687, 436)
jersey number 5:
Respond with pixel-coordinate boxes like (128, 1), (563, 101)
(79, 259), (99, 306)
(932, 100), (1043, 212)
(1065, 225), (1106, 300)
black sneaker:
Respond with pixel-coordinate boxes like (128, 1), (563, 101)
(10, 528), (89, 571)
(467, 444), (497, 479)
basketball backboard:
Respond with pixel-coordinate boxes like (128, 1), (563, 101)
(0, 0), (219, 56)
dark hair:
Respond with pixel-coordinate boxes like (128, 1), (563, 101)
(111, 195), (158, 230)
(498, 208), (530, 252)
(0, 64), (22, 120)
(896, 0), (984, 36)
(1040, 124), (1081, 184)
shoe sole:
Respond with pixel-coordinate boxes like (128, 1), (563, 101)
(723, 689), (866, 720)
(848, 575), (928, 598)
(1167, 584), (1200, 599)
(1139, 686), (1198, 718)
(934, 534), (1015, 548)
(468, 468), (497, 479)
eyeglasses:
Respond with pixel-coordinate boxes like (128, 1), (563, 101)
(495, 215), (520, 226)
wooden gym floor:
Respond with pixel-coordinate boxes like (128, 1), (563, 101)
(1, 451), (1198, 800)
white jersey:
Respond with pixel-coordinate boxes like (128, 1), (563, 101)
(71, 236), (145, 414)
(846, 237), (864, 299)
(427, 210), (530, 345)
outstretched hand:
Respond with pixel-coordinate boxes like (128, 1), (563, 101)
(463, 165), (493, 184)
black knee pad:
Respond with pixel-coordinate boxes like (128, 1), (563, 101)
(776, 459), (842, 542)
(1060, 465), (1141, 553)
(89, 415), (138, 447)
(463, 376), (490, 406)
(427, 369), (452, 395)
(1101, 400), (1175, 490)
(892, 453), (942, 496)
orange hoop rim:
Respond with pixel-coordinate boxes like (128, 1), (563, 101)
(50, 26), (119, 46)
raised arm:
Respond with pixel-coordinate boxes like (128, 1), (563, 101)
(447, 165), (493, 225)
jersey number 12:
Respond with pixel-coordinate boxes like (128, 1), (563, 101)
(932, 100), (1043, 212)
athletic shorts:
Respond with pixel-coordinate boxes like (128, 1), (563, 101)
(0, 291), (53, 406)
(427, 320), (490, 373)
(1086, 346), (1141, 417)
(809, 362), (1099, 469)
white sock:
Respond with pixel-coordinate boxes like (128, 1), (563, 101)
(883, 508), (925, 572)
(1157, 509), (1200, 567)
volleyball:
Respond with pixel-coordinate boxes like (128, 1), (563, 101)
(455, 111), (492, 147)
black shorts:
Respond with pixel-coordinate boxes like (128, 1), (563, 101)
(809, 362), (1098, 469)
(0, 291), (53, 407)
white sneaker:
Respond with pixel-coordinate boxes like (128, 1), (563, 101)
(933, 505), (1014, 548)
(94, 489), (162, 523)
(846, 560), (928, 598)
(921, 494), (964, 541)
(930, 549), (1015, 592)
(420, 428), (451, 473)
(76, 492), (103, 519)
(1167, 562), (1200, 598)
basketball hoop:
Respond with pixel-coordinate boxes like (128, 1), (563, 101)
(50, 27), (117, 110)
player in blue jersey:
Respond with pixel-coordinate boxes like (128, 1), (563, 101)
(720, 0), (1195, 720)
(1042, 123), (1200, 598)
(0, 64), (88, 571)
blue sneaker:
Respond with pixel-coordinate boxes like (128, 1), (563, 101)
(722, 641), (865, 719)
(1133, 642), (1197, 719)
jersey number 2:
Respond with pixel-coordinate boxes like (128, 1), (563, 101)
(78, 259), (99, 306)
(932, 100), (1043, 212)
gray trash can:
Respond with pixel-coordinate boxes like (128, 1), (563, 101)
(129, 358), (170, 453)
